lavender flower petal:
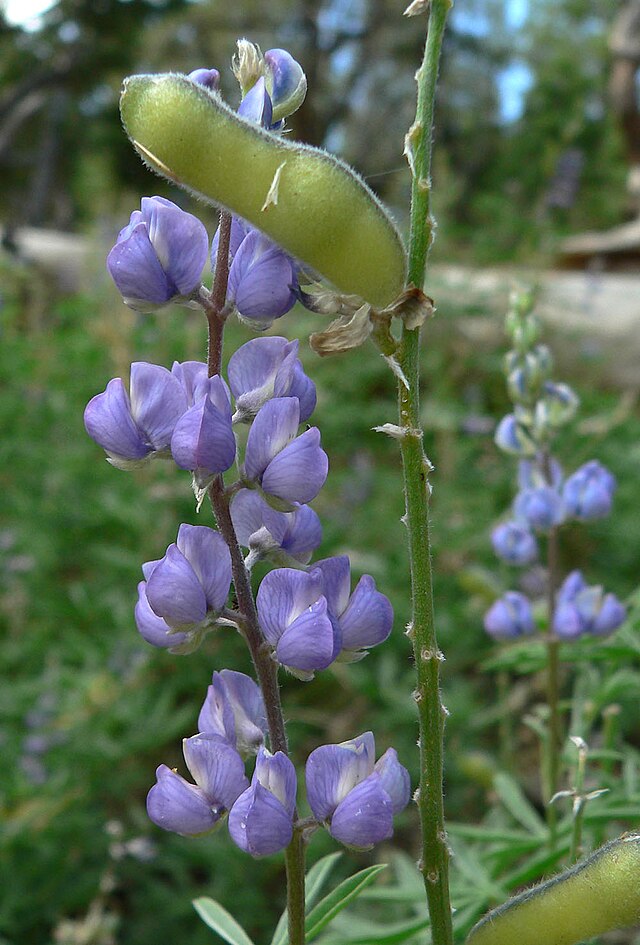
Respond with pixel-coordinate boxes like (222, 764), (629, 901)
(275, 597), (336, 671)
(107, 222), (173, 306)
(254, 748), (297, 815)
(146, 764), (219, 836)
(176, 524), (232, 613)
(129, 362), (188, 449)
(145, 544), (207, 628)
(134, 581), (190, 650)
(261, 427), (328, 503)
(84, 378), (148, 460)
(140, 196), (209, 296)
(245, 398), (300, 481)
(329, 776), (394, 848)
(228, 782), (293, 856)
(182, 734), (248, 809)
(305, 732), (376, 821)
(373, 748), (411, 814)
(171, 396), (236, 476)
(339, 575), (393, 650)
(256, 568), (323, 647)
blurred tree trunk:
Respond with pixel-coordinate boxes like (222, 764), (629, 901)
(609, 0), (640, 212)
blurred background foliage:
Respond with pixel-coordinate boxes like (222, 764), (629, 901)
(1, 1), (640, 944)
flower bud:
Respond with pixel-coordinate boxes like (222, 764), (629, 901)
(264, 48), (307, 122)
(537, 382), (579, 430)
(553, 571), (626, 639)
(107, 196), (209, 311)
(188, 68), (220, 92)
(494, 414), (537, 457)
(514, 486), (565, 532)
(231, 489), (322, 567)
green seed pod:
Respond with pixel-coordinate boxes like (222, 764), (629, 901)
(467, 834), (640, 945)
(119, 74), (407, 308)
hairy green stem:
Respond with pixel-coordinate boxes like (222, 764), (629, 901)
(401, 4), (453, 944)
(543, 451), (562, 845)
(204, 211), (304, 945)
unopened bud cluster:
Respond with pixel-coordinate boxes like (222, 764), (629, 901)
(485, 292), (625, 642)
(86, 43), (410, 859)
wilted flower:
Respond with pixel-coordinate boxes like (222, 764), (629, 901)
(84, 362), (188, 469)
(147, 734), (248, 836)
(228, 748), (296, 856)
(198, 670), (267, 758)
(305, 732), (410, 850)
(484, 591), (535, 640)
(107, 196), (209, 311)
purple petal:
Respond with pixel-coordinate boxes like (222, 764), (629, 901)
(228, 232), (296, 323)
(198, 681), (236, 742)
(182, 734), (248, 808)
(134, 581), (190, 649)
(592, 594), (626, 636)
(262, 427), (328, 504)
(188, 68), (220, 91)
(141, 196), (209, 295)
(171, 397), (236, 475)
(171, 360), (209, 406)
(288, 361), (317, 423)
(256, 568), (323, 646)
(275, 597), (336, 671)
(340, 575), (393, 650)
(329, 776), (394, 849)
(306, 733), (376, 820)
(147, 764), (219, 836)
(229, 337), (291, 398)
(245, 398), (300, 481)
(314, 556), (352, 617)
(254, 748), (297, 814)
(373, 749), (411, 814)
(237, 76), (273, 127)
(491, 521), (538, 566)
(176, 524), (231, 613)
(228, 782), (293, 856)
(145, 544), (207, 628)
(218, 670), (267, 755)
(129, 362), (188, 449)
(230, 489), (269, 546)
(553, 601), (584, 639)
(557, 570), (588, 606)
(264, 504), (322, 562)
(107, 222), (173, 306)
(211, 216), (248, 271)
(84, 378), (148, 460)
(264, 48), (307, 121)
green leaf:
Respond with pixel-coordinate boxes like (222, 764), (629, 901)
(270, 853), (343, 945)
(306, 863), (388, 940)
(193, 897), (255, 945)
(492, 773), (547, 837)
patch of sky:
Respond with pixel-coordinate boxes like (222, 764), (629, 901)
(4, 0), (57, 31)
(498, 60), (534, 123)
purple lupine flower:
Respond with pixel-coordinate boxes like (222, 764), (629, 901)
(135, 524), (232, 652)
(228, 748), (296, 856)
(514, 486), (564, 532)
(263, 48), (307, 122)
(230, 489), (322, 567)
(198, 670), (268, 758)
(238, 76), (273, 126)
(170, 374), (237, 488)
(306, 732), (410, 850)
(314, 555), (393, 661)
(553, 570), (626, 639)
(256, 568), (340, 677)
(518, 458), (563, 492)
(491, 520), (538, 566)
(188, 68), (220, 91)
(243, 398), (328, 505)
(147, 734), (248, 836)
(107, 196), (209, 311)
(484, 591), (535, 640)
(562, 460), (616, 521)
(170, 360), (210, 406)
(227, 230), (298, 329)
(84, 362), (188, 469)
(494, 414), (536, 457)
(227, 336), (316, 423)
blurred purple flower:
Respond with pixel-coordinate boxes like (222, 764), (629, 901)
(147, 734), (248, 836)
(484, 591), (535, 640)
(84, 362), (188, 470)
(198, 670), (267, 758)
(553, 570), (626, 639)
(491, 520), (538, 566)
(227, 336), (316, 423)
(305, 732), (410, 850)
(107, 196), (209, 311)
(243, 398), (328, 505)
(514, 486), (564, 532)
(314, 555), (393, 661)
(228, 748), (296, 856)
(230, 489), (322, 567)
(256, 568), (340, 677)
(562, 460), (616, 521)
